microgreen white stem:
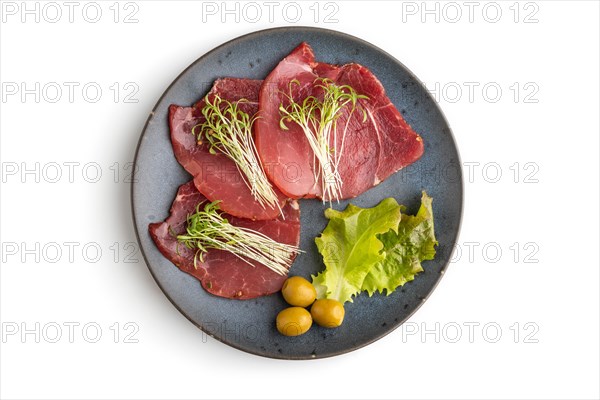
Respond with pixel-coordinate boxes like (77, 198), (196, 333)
(177, 201), (301, 275)
(193, 95), (281, 214)
(279, 79), (368, 204)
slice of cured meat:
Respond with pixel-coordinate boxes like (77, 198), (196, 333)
(255, 42), (424, 200)
(170, 78), (287, 220)
(149, 181), (301, 300)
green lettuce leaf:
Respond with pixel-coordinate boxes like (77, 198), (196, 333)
(312, 198), (402, 304)
(362, 192), (437, 296)
(312, 192), (438, 304)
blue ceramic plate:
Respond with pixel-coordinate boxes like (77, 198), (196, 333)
(132, 27), (463, 359)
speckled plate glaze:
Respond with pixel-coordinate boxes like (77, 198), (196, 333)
(132, 27), (463, 359)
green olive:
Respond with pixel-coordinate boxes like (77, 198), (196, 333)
(281, 276), (317, 307)
(310, 299), (345, 328)
(276, 307), (312, 336)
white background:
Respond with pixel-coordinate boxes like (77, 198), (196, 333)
(1, 1), (599, 399)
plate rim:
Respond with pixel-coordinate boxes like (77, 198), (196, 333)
(131, 26), (464, 360)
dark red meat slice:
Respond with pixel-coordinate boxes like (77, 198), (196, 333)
(149, 181), (301, 300)
(170, 78), (287, 220)
(255, 42), (424, 200)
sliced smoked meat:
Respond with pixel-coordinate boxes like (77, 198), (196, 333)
(170, 78), (287, 220)
(149, 181), (301, 300)
(255, 42), (424, 200)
